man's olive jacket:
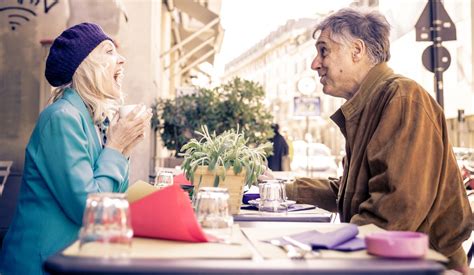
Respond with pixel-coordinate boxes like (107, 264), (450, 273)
(287, 63), (471, 268)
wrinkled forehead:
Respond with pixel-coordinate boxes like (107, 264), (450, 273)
(314, 29), (335, 47)
(315, 29), (329, 42)
(314, 28), (349, 48)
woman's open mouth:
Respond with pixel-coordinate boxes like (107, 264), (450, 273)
(114, 70), (124, 86)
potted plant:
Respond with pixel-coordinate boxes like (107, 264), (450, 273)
(180, 125), (272, 214)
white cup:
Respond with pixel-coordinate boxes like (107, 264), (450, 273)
(119, 104), (145, 119)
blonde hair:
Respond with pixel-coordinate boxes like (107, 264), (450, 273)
(50, 41), (123, 123)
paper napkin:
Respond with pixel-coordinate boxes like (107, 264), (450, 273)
(128, 181), (208, 242)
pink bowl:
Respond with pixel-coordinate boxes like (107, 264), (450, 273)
(365, 231), (428, 258)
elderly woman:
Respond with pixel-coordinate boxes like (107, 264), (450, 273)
(0, 23), (151, 274)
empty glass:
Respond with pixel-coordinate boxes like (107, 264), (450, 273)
(258, 180), (288, 215)
(78, 193), (133, 258)
(194, 187), (233, 243)
(154, 170), (174, 189)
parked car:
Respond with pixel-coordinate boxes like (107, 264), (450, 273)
(291, 141), (338, 178)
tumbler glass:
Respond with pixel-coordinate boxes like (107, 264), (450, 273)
(78, 193), (133, 258)
(258, 180), (288, 215)
(194, 187), (233, 243)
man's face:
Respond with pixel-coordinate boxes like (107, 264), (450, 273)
(311, 29), (359, 99)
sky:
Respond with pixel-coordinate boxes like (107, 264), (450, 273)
(212, 0), (353, 77)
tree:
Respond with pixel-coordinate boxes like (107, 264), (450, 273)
(153, 77), (274, 156)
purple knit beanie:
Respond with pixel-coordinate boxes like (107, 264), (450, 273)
(45, 22), (112, 87)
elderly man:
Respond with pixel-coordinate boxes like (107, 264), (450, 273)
(284, 8), (471, 272)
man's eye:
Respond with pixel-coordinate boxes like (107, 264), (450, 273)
(107, 50), (113, 54)
(320, 47), (327, 56)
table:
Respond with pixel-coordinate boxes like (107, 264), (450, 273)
(44, 222), (446, 274)
(44, 255), (444, 274)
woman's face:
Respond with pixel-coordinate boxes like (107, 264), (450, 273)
(98, 40), (126, 99)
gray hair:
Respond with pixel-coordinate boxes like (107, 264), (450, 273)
(313, 8), (391, 64)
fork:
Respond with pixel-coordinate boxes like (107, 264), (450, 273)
(269, 239), (304, 260)
(282, 236), (312, 254)
(282, 236), (321, 257)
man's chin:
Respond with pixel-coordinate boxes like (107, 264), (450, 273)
(322, 87), (331, 95)
(322, 87), (344, 99)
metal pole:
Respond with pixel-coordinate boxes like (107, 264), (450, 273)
(430, 0), (444, 108)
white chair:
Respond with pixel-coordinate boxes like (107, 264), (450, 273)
(0, 161), (13, 196)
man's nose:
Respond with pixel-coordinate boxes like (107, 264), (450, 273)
(311, 56), (321, 71)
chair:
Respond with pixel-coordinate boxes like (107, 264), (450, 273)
(0, 161), (13, 196)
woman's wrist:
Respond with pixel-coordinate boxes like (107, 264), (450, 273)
(105, 143), (124, 154)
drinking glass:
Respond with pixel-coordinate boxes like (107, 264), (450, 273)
(154, 170), (174, 189)
(194, 187), (233, 243)
(258, 180), (288, 215)
(78, 193), (133, 258)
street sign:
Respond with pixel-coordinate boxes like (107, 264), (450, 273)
(415, 0), (456, 42)
(415, 0), (456, 108)
(421, 45), (451, 73)
(293, 97), (321, 117)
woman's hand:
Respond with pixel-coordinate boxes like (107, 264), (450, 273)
(106, 104), (152, 158)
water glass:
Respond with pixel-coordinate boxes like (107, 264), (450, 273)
(154, 170), (174, 189)
(78, 193), (133, 258)
(194, 187), (233, 243)
(258, 180), (288, 215)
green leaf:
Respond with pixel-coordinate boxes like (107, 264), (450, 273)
(213, 175), (220, 187)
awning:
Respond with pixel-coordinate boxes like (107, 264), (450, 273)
(161, 0), (224, 76)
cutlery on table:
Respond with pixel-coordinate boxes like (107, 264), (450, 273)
(282, 236), (321, 257)
(269, 239), (305, 260)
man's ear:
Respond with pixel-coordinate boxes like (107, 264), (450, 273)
(352, 39), (366, 62)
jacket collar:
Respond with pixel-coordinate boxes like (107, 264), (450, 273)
(340, 62), (393, 120)
(62, 88), (93, 123)
(331, 63), (393, 128)
(62, 88), (101, 149)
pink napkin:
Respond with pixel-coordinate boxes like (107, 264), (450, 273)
(130, 184), (208, 242)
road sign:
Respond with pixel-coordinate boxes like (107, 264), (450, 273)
(415, 0), (456, 42)
(422, 45), (451, 73)
(293, 97), (321, 117)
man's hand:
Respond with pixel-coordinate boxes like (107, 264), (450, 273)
(258, 167), (275, 182)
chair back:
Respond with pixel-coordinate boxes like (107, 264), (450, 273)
(0, 161), (13, 196)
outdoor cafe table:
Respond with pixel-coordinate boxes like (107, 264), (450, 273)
(44, 221), (446, 274)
